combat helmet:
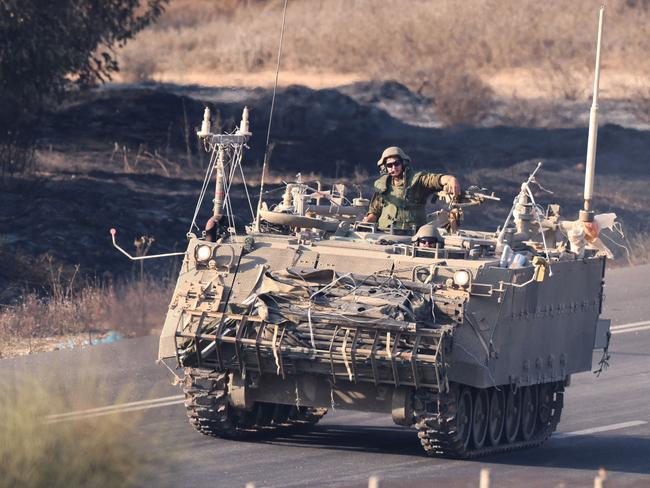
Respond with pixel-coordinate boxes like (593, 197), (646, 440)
(377, 146), (410, 167)
(411, 223), (440, 244)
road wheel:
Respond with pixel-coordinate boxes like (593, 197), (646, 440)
(487, 388), (505, 446)
(288, 406), (328, 426)
(538, 384), (553, 425)
(253, 403), (275, 426)
(520, 386), (538, 441)
(471, 388), (489, 449)
(456, 387), (473, 450)
(271, 403), (292, 425)
(504, 386), (521, 444)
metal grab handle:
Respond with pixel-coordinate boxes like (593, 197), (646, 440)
(109, 228), (185, 261)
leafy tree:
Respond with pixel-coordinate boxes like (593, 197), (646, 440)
(0, 0), (168, 176)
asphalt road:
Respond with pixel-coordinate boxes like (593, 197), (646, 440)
(2, 264), (650, 487)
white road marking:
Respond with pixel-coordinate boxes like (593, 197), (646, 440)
(46, 399), (186, 423)
(554, 420), (647, 439)
(611, 320), (650, 335)
(611, 320), (650, 329)
(612, 325), (650, 334)
(46, 394), (185, 423)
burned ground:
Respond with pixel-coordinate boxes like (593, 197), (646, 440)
(40, 83), (650, 177)
(2, 82), (649, 301)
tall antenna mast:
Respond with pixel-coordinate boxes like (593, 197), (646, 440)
(254, 0), (290, 232)
(581, 5), (605, 222)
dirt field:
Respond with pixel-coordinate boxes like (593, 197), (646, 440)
(3, 0), (649, 356)
(116, 0), (650, 110)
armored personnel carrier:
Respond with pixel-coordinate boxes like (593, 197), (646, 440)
(112, 8), (613, 458)
(147, 142), (611, 457)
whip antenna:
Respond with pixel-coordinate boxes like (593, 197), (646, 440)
(581, 5), (605, 222)
(254, 0), (289, 231)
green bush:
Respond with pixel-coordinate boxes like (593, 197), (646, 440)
(0, 0), (168, 176)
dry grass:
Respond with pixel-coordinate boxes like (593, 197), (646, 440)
(0, 380), (160, 488)
(623, 232), (650, 266)
(116, 0), (650, 124)
(122, 0), (649, 77)
(0, 277), (174, 357)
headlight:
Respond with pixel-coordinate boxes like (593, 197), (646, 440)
(195, 244), (212, 262)
(453, 270), (471, 287)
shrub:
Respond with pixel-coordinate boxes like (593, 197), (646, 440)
(0, 277), (175, 355)
(0, 0), (168, 176)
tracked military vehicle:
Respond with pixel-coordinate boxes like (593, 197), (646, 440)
(112, 7), (613, 458)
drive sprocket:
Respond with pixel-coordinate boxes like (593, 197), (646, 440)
(183, 368), (328, 438)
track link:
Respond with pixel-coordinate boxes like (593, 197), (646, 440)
(183, 368), (327, 438)
(415, 382), (564, 458)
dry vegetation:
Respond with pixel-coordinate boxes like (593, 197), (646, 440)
(0, 272), (174, 357)
(0, 380), (161, 488)
(117, 0), (650, 124)
(624, 232), (650, 266)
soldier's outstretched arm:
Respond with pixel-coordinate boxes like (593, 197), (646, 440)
(419, 172), (461, 198)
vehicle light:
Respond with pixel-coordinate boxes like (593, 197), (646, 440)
(195, 244), (212, 262)
(453, 270), (471, 287)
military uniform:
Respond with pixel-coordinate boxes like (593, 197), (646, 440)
(367, 166), (444, 231)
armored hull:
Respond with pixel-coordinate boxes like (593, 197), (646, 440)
(158, 232), (608, 457)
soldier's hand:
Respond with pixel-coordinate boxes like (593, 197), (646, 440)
(441, 175), (460, 198)
(362, 213), (377, 223)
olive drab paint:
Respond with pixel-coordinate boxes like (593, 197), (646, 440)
(370, 168), (445, 231)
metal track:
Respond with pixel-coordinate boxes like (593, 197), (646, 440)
(183, 368), (327, 438)
(414, 382), (564, 458)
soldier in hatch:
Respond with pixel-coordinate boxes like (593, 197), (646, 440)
(411, 223), (443, 248)
(362, 146), (460, 232)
